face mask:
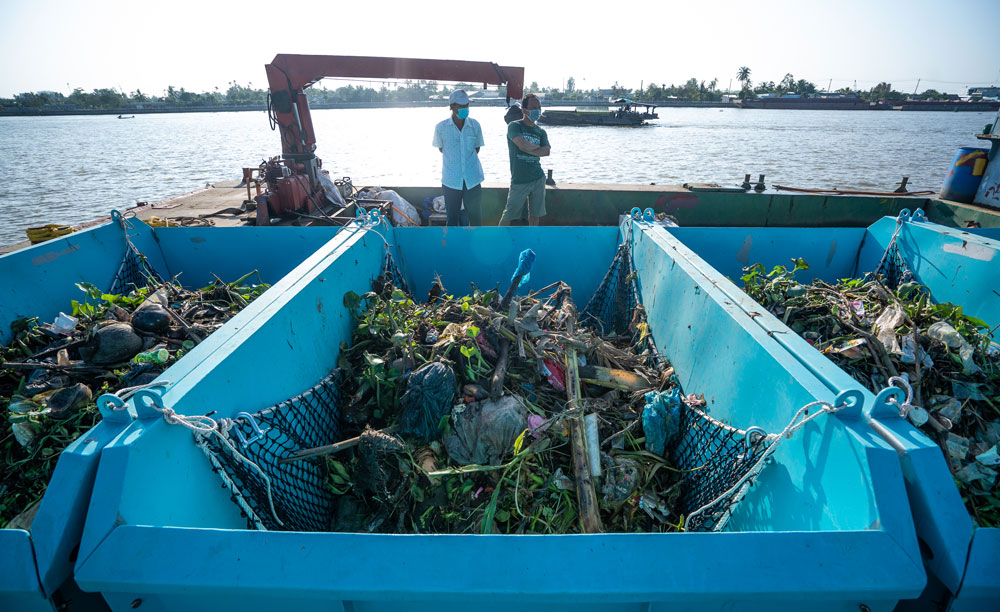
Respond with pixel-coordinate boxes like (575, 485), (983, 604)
(527, 109), (542, 122)
(456, 108), (469, 119)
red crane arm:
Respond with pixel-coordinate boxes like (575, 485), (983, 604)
(265, 54), (525, 158)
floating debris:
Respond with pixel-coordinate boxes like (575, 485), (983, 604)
(291, 275), (685, 534)
(0, 272), (270, 529)
(742, 260), (1000, 527)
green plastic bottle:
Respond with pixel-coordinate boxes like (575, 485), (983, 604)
(132, 348), (169, 364)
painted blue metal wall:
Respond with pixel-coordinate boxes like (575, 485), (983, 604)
(152, 226), (338, 287)
(665, 226), (866, 283)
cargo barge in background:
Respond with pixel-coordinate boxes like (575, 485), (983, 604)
(538, 99), (658, 126)
(740, 95), (1000, 112)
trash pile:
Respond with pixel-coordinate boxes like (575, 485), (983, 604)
(289, 271), (688, 535)
(742, 260), (1000, 527)
(0, 272), (270, 529)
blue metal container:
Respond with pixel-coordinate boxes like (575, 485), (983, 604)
(666, 213), (1000, 609)
(0, 217), (337, 609)
(941, 147), (990, 203)
(70, 218), (924, 611)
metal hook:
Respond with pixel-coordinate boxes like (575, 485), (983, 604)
(743, 426), (768, 455)
(896, 209), (911, 224)
(232, 412), (269, 448)
(630, 207), (643, 221)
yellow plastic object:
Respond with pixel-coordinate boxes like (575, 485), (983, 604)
(145, 217), (171, 227)
(25, 224), (74, 244)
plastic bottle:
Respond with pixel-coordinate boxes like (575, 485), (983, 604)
(132, 348), (169, 364)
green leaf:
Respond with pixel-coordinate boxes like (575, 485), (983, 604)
(513, 429), (527, 455)
(182, 340), (195, 350)
(75, 282), (102, 300)
(329, 460), (350, 481)
(466, 325), (480, 338)
(391, 290), (407, 302)
(343, 291), (361, 309)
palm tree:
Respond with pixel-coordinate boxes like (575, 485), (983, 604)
(736, 66), (752, 100)
(736, 66), (751, 89)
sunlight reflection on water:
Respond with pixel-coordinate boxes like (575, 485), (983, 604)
(0, 106), (990, 245)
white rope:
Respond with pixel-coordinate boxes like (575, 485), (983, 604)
(886, 375), (915, 418)
(142, 394), (285, 528)
(337, 214), (409, 292)
(686, 398), (845, 530)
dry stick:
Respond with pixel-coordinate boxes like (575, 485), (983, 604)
(279, 425), (400, 464)
(1, 361), (108, 373)
(163, 305), (205, 344)
(579, 365), (652, 392)
(212, 272), (248, 308)
(563, 305), (603, 534)
(490, 339), (511, 399)
(28, 338), (88, 362)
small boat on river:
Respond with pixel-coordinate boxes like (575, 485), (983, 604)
(539, 98), (658, 126)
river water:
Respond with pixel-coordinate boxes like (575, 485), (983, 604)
(0, 106), (992, 246)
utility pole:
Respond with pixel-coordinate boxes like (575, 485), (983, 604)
(728, 78), (732, 93)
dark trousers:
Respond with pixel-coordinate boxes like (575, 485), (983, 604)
(442, 183), (483, 226)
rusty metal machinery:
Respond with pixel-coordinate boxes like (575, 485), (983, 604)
(257, 54), (524, 225)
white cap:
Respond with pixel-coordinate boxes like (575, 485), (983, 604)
(448, 90), (470, 105)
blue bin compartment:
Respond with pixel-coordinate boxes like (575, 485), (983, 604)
(665, 214), (1000, 609)
(71, 220), (923, 611)
(0, 217), (338, 608)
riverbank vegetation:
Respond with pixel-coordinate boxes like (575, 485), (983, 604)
(0, 69), (978, 113)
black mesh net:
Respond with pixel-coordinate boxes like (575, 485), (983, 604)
(109, 241), (162, 295)
(587, 227), (778, 532)
(196, 370), (344, 531)
(382, 248), (409, 295)
(671, 403), (773, 531)
(580, 240), (638, 336)
(198, 253), (405, 531)
(873, 238), (913, 289)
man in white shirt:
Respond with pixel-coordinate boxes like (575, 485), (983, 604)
(432, 90), (485, 226)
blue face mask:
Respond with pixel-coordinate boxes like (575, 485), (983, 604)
(527, 109), (542, 122)
(456, 108), (469, 119)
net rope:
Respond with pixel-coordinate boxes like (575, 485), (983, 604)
(872, 216), (913, 289)
(110, 214), (163, 295)
(196, 370), (344, 531)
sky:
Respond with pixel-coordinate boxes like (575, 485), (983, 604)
(1, 0), (998, 98)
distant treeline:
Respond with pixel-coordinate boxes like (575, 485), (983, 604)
(0, 71), (968, 112)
